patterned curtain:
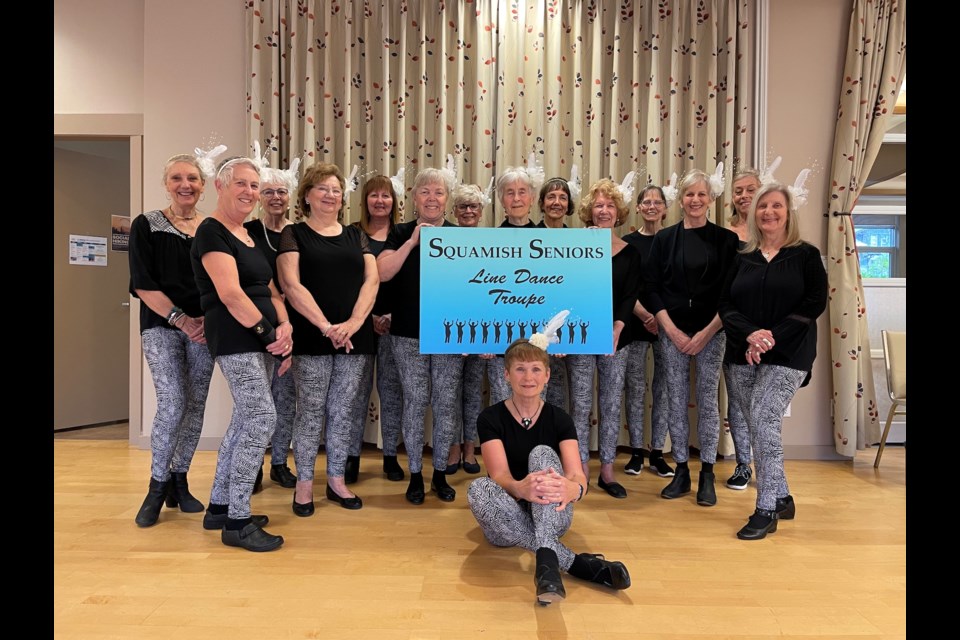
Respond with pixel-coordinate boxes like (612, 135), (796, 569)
(246, 0), (754, 451)
(247, 0), (752, 227)
(825, 0), (906, 455)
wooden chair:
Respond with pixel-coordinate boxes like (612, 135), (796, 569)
(874, 330), (906, 468)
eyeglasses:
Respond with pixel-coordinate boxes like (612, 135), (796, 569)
(640, 200), (665, 207)
(313, 186), (343, 197)
(456, 203), (481, 211)
(261, 189), (289, 198)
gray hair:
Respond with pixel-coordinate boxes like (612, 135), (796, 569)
(412, 167), (453, 195)
(451, 183), (484, 210)
(216, 157), (260, 185)
(496, 167), (535, 204)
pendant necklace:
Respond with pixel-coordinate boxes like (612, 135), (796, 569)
(511, 398), (543, 429)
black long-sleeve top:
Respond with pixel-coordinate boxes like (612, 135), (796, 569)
(643, 220), (739, 333)
(718, 242), (827, 385)
(612, 243), (643, 350)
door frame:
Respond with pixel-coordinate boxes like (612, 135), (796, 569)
(54, 114), (144, 445)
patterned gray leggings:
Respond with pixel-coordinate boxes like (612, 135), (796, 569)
(724, 364), (805, 511)
(458, 355), (485, 444)
(292, 354), (372, 480)
(467, 445), (576, 571)
(389, 336), (464, 472)
(211, 352), (276, 519)
(350, 334), (404, 456)
(658, 331), (726, 464)
(567, 349), (629, 464)
(623, 340), (670, 449)
(269, 364), (297, 465)
(546, 356), (569, 411)
(723, 367), (752, 465)
(141, 327), (214, 481)
(485, 357), (512, 406)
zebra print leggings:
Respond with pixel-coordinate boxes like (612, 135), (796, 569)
(467, 445), (576, 571)
(546, 356), (569, 411)
(567, 349), (629, 465)
(141, 327), (214, 481)
(624, 340), (670, 450)
(210, 352), (276, 519)
(350, 334), (404, 457)
(269, 363), (297, 465)
(458, 355), (485, 444)
(292, 354), (372, 480)
(658, 330), (726, 464)
(724, 364), (805, 512)
(390, 336), (465, 472)
(723, 367), (752, 465)
(484, 357), (513, 406)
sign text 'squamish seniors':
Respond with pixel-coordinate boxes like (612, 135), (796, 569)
(419, 228), (613, 354)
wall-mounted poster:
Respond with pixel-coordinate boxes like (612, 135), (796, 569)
(69, 234), (108, 267)
(420, 227), (613, 354)
(111, 215), (130, 252)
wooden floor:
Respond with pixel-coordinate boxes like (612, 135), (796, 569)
(54, 440), (906, 639)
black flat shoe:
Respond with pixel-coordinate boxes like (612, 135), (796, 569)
(597, 477), (627, 499)
(270, 464), (297, 489)
(462, 458), (482, 474)
(221, 523), (283, 552)
(776, 495), (796, 520)
(406, 473), (425, 505)
(430, 481), (456, 502)
(326, 485), (363, 510)
(737, 510), (778, 540)
(569, 553), (632, 590)
(444, 460), (461, 475)
(203, 511), (269, 530)
(292, 495), (315, 517)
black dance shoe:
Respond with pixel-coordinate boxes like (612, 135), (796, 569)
(221, 522), (283, 552)
(344, 456), (360, 485)
(406, 472), (425, 505)
(165, 472), (204, 512)
(568, 552), (631, 590)
(326, 485), (363, 510)
(202, 510), (269, 530)
(696, 471), (717, 507)
(737, 510), (779, 540)
(534, 548), (566, 605)
(135, 478), (169, 528)
(597, 477), (628, 499)
(461, 456), (482, 474)
(383, 455), (405, 482)
(270, 464), (297, 489)
(660, 466), (691, 499)
(292, 494), (315, 517)
(431, 470), (456, 502)
(776, 495), (796, 520)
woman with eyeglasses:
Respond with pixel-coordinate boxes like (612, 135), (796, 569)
(376, 168), (462, 505)
(192, 156), (291, 551)
(243, 168), (298, 492)
(619, 186), (674, 478)
(347, 175), (406, 484)
(445, 183), (487, 476)
(130, 152), (217, 528)
(644, 169), (738, 507)
(277, 163), (378, 514)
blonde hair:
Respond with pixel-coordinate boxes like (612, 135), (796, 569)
(578, 179), (629, 226)
(729, 169), (761, 226)
(162, 154), (205, 186)
(742, 182), (804, 253)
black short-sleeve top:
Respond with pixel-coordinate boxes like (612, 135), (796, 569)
(278, 222), (375, 356)
(191, 217), (278, 357)
(383, 219), (457, 339)
(244, 219), (284, 294)
(352, 221), (394, 317)
(128, 210), (203, 334)
(477, 401), (578, 482)
(499, 219), (537, 228)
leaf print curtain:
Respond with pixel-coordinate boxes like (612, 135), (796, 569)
(825, 0), (905, 456)
(247, 0), (754, 452)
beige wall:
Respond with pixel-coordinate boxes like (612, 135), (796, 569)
(56, 0), (860, 457)
(767, 0), (852, 458)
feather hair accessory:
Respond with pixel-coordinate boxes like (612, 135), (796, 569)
(527, 310), (570, 350)
(389, 167), (406, 197)
(567, 164), (582, 203)
(525, 152), (545, 190)
(194, 144), (228, 180)
(616, 170), (637, 204)
(480, 176), (495, 209)
(250, 141), (270, 172)
(439, 154), (459, 191)
(344, 165), (360, 195)
(759, 156), (782, 185)
(788, 168), (811, 210)
(662, 172), (679, 208)
(708, 162), (726, 199)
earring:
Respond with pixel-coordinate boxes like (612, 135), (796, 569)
(200, 193), (206, 201)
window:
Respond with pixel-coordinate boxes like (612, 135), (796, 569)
(854, 213), (904, 278)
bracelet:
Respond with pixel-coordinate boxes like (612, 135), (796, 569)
(166, 306), (184, 326)
(250, 315), (277, 346)
(576, 483), (584, 502)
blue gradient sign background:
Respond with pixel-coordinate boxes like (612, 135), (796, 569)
(419, 227), (613, 354)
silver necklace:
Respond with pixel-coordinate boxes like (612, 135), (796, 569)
(262, 218), (285, 252)
(511, 398), (543, 429)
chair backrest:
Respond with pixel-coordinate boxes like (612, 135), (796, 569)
(881, 330), (906, 402)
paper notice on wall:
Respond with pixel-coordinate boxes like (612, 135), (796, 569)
(111, 215), (131, 252)
(69, 234), (108, 267)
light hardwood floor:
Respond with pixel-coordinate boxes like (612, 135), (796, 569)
(54, 441), (906, 639)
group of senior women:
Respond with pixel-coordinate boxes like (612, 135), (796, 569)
(132, 148), (825, 553)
